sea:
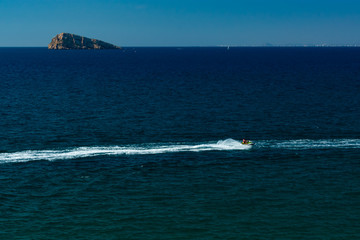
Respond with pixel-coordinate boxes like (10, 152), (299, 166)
(0, 47), (359, 239)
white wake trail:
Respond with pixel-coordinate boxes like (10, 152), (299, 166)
(257, 139), (360, 149)
(0, 139), (251, 163)
(3, 138), (357, 164)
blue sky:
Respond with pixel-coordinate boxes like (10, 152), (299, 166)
(1, 0), (360, 46)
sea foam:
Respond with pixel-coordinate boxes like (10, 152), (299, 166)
(256, 139), (360, 149)
(0, 139), (251, 163)
(2, 138), (359, 164)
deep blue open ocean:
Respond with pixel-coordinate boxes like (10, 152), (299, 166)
(1, 47), (360, 239)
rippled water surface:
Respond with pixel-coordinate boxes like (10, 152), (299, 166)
(0, 47), (360, 239)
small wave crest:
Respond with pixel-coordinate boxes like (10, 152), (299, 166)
(0, 139), (250, 163)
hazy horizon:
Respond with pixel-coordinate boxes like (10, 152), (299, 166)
(1, 45), (360, 48)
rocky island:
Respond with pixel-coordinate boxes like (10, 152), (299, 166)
(48, 33), (121, 50)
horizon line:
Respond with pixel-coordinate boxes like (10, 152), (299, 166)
(1, 45), (360, 48)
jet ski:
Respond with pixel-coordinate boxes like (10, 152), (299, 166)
(241, 140), (255, 145)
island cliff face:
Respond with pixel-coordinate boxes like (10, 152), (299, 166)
(48, 33), (121, 50)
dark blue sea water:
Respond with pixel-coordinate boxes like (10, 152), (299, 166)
(1, 47), (360, 239)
